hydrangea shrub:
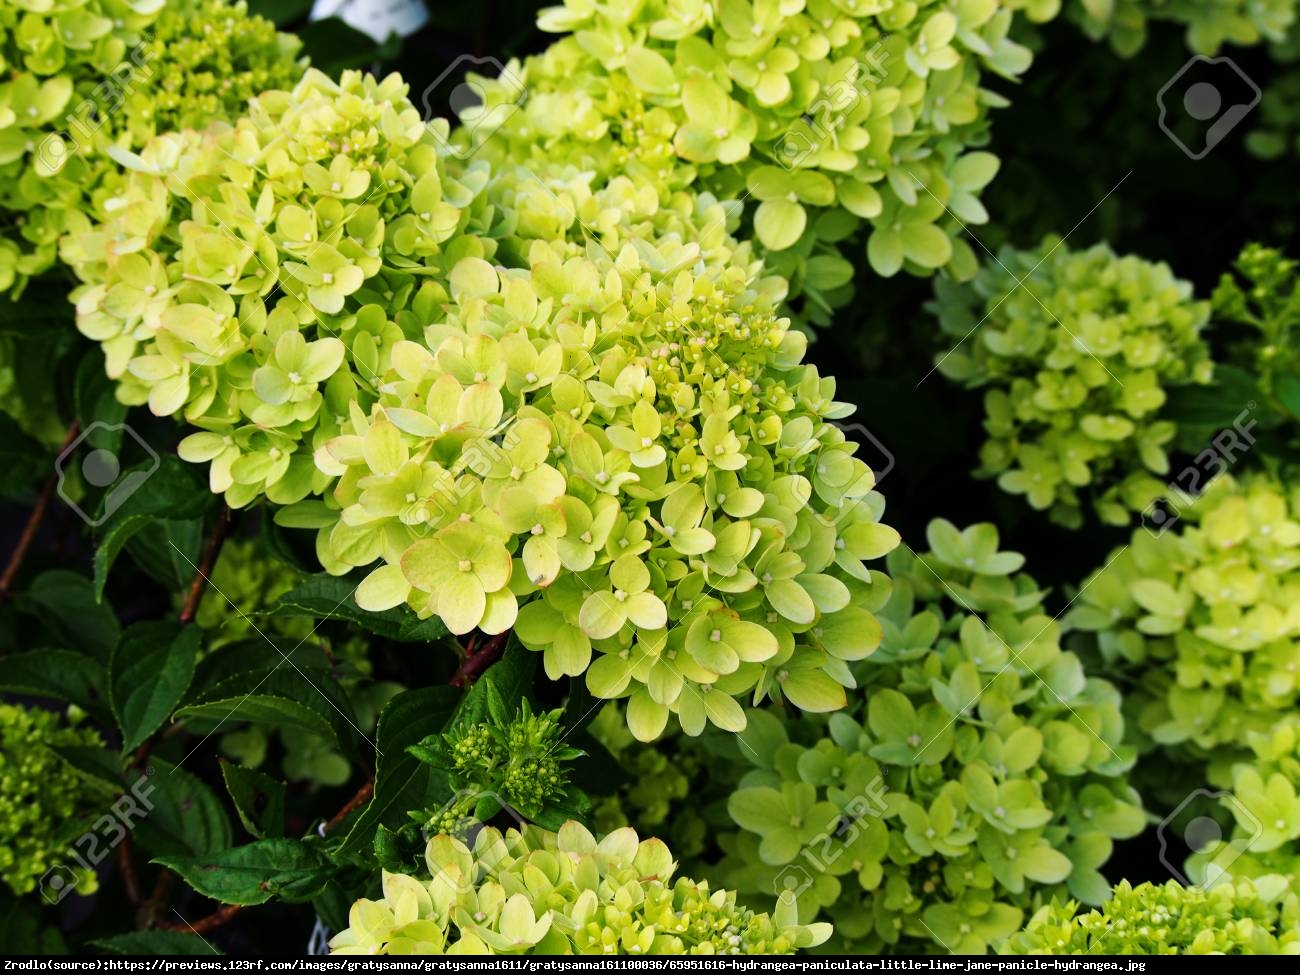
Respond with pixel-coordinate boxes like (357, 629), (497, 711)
(1002, 877), (1300, 953)
(462, 0), (1035, 324)
(328, 822), (830, 954)
(0, 0), (302, 296)
(932, 238), (1212, 527)
(714, 520), (1143, 952)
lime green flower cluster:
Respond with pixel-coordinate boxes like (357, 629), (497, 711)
(329, 821), (830, 954)
(281, 161), (901, 741)
(0, 703), (104, 897)
(419, 701), (582, 822)
(932, 237), (1213, 528)
(0, 0), (302, 296)
(463, 0), (1034, 323)
(1001, 877), (1300, 954)
(715, 520), (1143, 953)
(63, 67), (484, 508)
(1067, 472), (1300, 765)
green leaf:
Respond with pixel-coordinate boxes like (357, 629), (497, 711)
(247, 0), (313, 25)
(89, 513), (154, 596)
(157, 840), (334, 906)
(110, 622), (202, 753)
(0, 649), (110, 718)
(220, 760), (286, 840)
(1275, 373), (1300, 422)
(268, 573), (449, 642)
(0, 891), (67, 953)
(19, 571), (119, 661)
(335, 686), (460, 858)
(122, 518), (205, 594)
(1164, 365), (1259, 428)
(296, 17), (401, 75)
(74, 350), (126, 449)
(189, 638), (329, 694)
(132, 759), (232, 859)
(97, 455), (214, 527)
(92, 931), (222, 955)
(445, 641), (536, 733)
(48, 744), (130, 798)
(0, 415), (49, 504)
(175, 667), (361, 759)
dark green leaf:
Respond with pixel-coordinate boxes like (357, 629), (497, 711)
(296, 18), (402, 75)
(75, 350), (126, 450)
(335, 687), (459, 858)
(93, 514), (155, 600)
(220, 760), (286, 840)
(0, 649), (110, 717)
(123, 517), (205, 592)
(1275, 372), (1300, 421)
(19, 571), (119, 661)
(311, 880), (359, 936)
(246, 0), (313, 26)
(259, 512), (316, 574)
(92, 931), (221, 955)
(157, 840), (333, 906)
(96, 455), (214, 527)
(446, 641), (534, 734)
(132, 759), (232, 859)
(189, 638), (329, 695)
(267, 573), (449, 642)
(175, 667), (361, 759)
(109, 622), (202, 753)
(1164, 365), (1261, 428)
(0, 414), (50, 504)
(49, 744), (128, 798)
(0, 890), (68, 953)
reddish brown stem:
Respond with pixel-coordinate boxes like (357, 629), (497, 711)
(155, 777), (373, 935)
(0, 422), (79, 598)
(136, 869), (176, 931)
(325, 778), (374, 833)
(169, 903), (244, 936)
(178, 506), (229, 624)
(450, 631), (510, 687)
